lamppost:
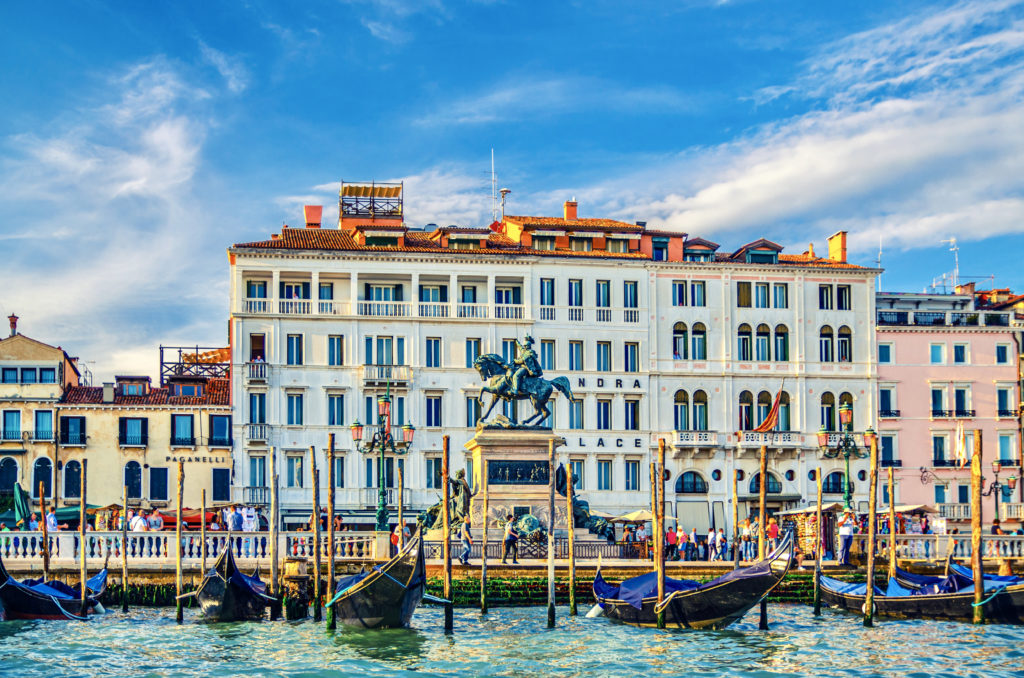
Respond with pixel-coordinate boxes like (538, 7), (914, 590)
(817, 402), (876, 510)
(350, 386), (415, 532)
(982, 460), (1018, 524)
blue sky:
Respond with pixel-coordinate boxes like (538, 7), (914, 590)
(2, 0), (1023, 379)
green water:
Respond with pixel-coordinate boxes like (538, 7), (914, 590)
(0, 605), (1019, 677)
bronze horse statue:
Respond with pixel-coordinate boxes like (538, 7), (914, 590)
(473, 354), (575, 426)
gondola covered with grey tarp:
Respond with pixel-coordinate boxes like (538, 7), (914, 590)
(0, 553), (107, 621)
(191, 546), (271, 622)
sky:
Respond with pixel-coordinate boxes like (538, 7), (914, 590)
(2, 0), (1023, 381)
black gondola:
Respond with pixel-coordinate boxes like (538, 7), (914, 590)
(327, 529), (427, 629)
(819, 570), (1024, 624)
(0, 554), (107, 621)
(592, 535), (794, 629)
(191, 545), (271, 622)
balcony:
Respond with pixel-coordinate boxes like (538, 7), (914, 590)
(243, 486), (269, 505)
(245, 362), (267, 382)
(31, 430), (54, 442)
(243, 298), (270, 313)
(60, 433), (87, 446)
(171, 436), (196, 448)
(456, 303), (489, 319)
(879, 409), (901, 418)
(740, 431), (800, 447)
(931, 409), (953, 418)
(317, 300), (349, 316)
(361, 487), (397, 507)
(363, 364), (411, 386)
(939, 503), (971, 520)
(357, 301), (412, 317)
(539, 306), (556, 321)
(950, 312), (980, 326)
(1003, 503), (1024, 520)
(932, 458), (956, 467)
(998, 458), (1021, 468)
(880, 459), (902, 467)
(208, 437), (233, 449)
(119, 434), (148, 448)
(279, 299), (311, 315)
(568, 307), (583, 322)
(418, 302), (450, 318)
(998, 409), (1018, 418)
(494, 304), (524, 320)
(672, 430), (718, 446)
(596, 308), (611, 322)
(1, 429), (21, 442)
(877, 311), (909, 326)
(624, 308), (640, 323)
(985, 313), (1010, 326)
(914, 312), (946, 326)
(877, 310), (1010, 327)
(954, 409), (976, 418)
(246, 424), (268, 442)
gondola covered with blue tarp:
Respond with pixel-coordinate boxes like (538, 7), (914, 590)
(592, 536), (793, 629)
(191, 545), (271, 622)
(0, 554), (106, 621)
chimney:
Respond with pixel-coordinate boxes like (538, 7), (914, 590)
(303, 205), (323, 229)
(827, 231), (847, 263)
(806, 243), (816, 258)
(564, 199), (578, 221)
(7, 314), (17, 337)
(102, 382), (115, 403)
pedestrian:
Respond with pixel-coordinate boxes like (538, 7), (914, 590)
(46, 506), (67, 531)
(688, 527), (698, 560)
(717, 528), (728, 560)
(459, 517), (473, 566)
(678, 526), (688, 561)
(148, 509), (165, 531)
(706, 527), (717, 560)
(501, 514), (519, 565)
(741, 518), (753, 560)
(229, 505), (244, 532)
(130, 510), (149, 531)
(767, 517), (780, 552)
(666, 526), (677, 559)
(837, 509), (856, 566)
(334, 515), (344, 533)
(27, 512), (39, 531)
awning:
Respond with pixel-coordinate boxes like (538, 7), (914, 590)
(610, 509), (654, 523)
(876, 504), (938, 514)
(776, 502), (845, 516)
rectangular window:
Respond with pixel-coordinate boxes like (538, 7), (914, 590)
(597, 460), (612, 491)
(465, 338), (481, 367)
(999, 433), (1014, 462)
(690, 281), (706, 307)
(539, 278), (555, 306)
(332, 456), (345, 488)
(426, 458), (442, 489)
(692, 329), (707, 360)
(38, 367), (56, 384)
(930, 344), (944, 364)
(461, 285), (477, 304)
(171, 414), (194, 446)
(624, 461), (639, 491)
(60, 415), (86, 445)
(246, 280), (268, 298)
(880, 435), (895, 462)
(425, 337), (441, 368)
(837, 285), (852, 310)
(249, 456), (267, 488)
(249, 392), (266, 424)
(932, 436), (946, 463)
(284, 282), (310, 300)
(570, 237), (592, 252)
(954, 387), (970, 413)
(998, 388), (1012, 414)
(754, 283), (769, 308)
(772, 283), (788, 309)
(595, 280), (611, 308)
(755, 332), (769, 362)
(466, 397), (481, 428)
(996, 344), (1010, 364)
(1, 368), (17, 383)
(596, 399), (612, 430)
(879, 388), (893, 412)
(653, 244), (667, 261)
(624, 400), (640, 430)
(150, 467), (168, 501)
(328, 335), (344, 366)
(328, 394), (345, 426)
(571, 460), (584, 490)
(672, 281), (688, 306)
(287, 393), (304, 425)
(738, 332), (752, 361)
(819, 285), (833, 310)
(540, 340), (555, 371)
(931, 388), (945, 414)
(34, 411), (53, 441)
(624, 342), (638, 373)
(569, 399), (584, 429)
(426, 396), (442, 427)
(568, 279), (583, 307)
(533, 236), (555, 251)
(596, 342), (611, 372)
(2, 411), (21, 440)
(934, 484), (946, 505)
(319, 282), (334, 301)
(569, 341), (583, 371)
(953, 344), (967, 364)
(287, 334), (303, 365)
(502, 338), (516, 364)
(205, 414), (230, 447)
(20, 368), (37, 384)
(878, 344), (892, 364)
(623, 281), (638, 308)
(287, 456), (304, 488)
(607, 238), (627, 253)
(737, 282), (752, 307)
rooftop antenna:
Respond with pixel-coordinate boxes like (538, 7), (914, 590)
(499, 188), (511, 221)
(940, 237), (959, 289)
(490, 149), (498, 224)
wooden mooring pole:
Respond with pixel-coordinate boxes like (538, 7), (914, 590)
(656, 438), (666, 629)
(326, 434), (337, 630)
(200, 489), (207, 574)
(269, 460), (281, 620)
(79, 459), (88, 615)
(121, 484), (128, 613)
(887, 467), (896, 580)
(733, 468), (740, 570)
(972, 430), (984, 624)
(311, 447), (322, 623)
(442, 435), (453, 632)
(397, 459), (404, 550)
(175, 460), (184, 624)
(481, 460), (489, 614)
(864, 436), (879, 627)
(566, 458), (577, 616)
(758, 444), (768, 630)
(546, 437), (556, 629)
(813, 468), (823, 617)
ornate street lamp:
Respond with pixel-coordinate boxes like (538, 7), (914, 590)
(982, 460), (1016, 524)
(817, 403), (871, 509)
(350, 382), (415, 532)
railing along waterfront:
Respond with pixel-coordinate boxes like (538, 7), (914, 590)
(0, 531), (379, 565)
(851, 534), (1024, 561)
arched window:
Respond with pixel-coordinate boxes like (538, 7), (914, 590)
(739, 390), (754, 431)
(676, 471), (708, 494)
(821, 392), (836, 431)
(64, 460), (81, 499)
(755, 324), (771, 362)
(749, 472), (781, 494)
(737, 324), (752, 361)
(838, 326), (852, 363)
(819, 326), (834, 362)
(673, 390), (690, 430)
(777, 392), (791, 431)
(839, 392), (854, 428)
(774, 324), (789, 362)
(33, 458), (52, 498)
(0, 458), (17, 495)
(672, 323), (688, 360)
(823, 471), (850, 495)
(691, 323), (707, 360)
(125, 461), (142, 500)
(756, 391), (772, 428)
(692, 390), (709, 431)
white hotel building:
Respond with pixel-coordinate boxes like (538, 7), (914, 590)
(227, 183), (879, 532)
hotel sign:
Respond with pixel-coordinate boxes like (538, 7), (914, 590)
(165, 455), (230, 464)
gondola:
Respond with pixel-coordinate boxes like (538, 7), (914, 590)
(591, 535), (794, 629)
(190, 545), (271, 622)
(327, 529), (429, 629)
(948, 561), (1023, 585)
(0, 554), (107, 621)
(819, 569), (1024, 624)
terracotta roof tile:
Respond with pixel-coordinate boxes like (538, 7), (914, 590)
(61, 378), (229, 407)
(503, 215), (643, 232)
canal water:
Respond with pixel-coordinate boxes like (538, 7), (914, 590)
(0, 605), (1019, 677)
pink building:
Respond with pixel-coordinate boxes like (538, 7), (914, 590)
(876, 292), (1022, 530)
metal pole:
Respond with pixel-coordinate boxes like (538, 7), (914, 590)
(656, 438), (666, 629)
(971, 430), (984, 624)
(547, 437), (556, 629)
(39, 481), (50, 583)
(887, 467), (896, 580)
(311, 449), (322, 623)
(566, 458), (576, 616)
(864, 437), (879, 627)
(442, 435), (453, 632)
(481, 460), (489, 614)
(175, 460), (184, 624)
(326, 434), (337, 630)
(758, 444), (768, 630)
(121, 484), (128, 613)
(79, 459), (88, 615)
(843, 446), (853, 510)
(813, 467), (822, 616)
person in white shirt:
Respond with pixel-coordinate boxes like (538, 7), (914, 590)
(707, 528), (718, 560)
(130, 510), (149, 532)
(837, 510), (857, 565)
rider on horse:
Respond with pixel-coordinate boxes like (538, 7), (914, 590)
(510, 335), (541, 395)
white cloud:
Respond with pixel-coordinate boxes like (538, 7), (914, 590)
(199, 41), (250, 93)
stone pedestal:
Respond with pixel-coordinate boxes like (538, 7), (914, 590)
(465, 428), (568, 530)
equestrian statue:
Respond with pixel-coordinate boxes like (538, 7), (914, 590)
(473, 335), (576, 428)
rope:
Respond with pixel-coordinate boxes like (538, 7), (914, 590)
(50, 596), (88, 621)
(972, 585), (1007, 607)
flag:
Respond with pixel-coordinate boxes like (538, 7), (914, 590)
(753, 382), (785, 433)
(954, 420), (968, 468)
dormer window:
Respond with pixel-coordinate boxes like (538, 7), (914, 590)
(570, 237), (592, 252)
(684, 251), (713, 262)
(652, 237), (669, 261)
(122, 384), (144, 396)
(175, 383), (203, 397)
(365, 236), (399, 247)
(533, 236), (555, 251)
(607, 238), (628, 253)
(450, 240), (481, 250)
(746, 250), (778, 264)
